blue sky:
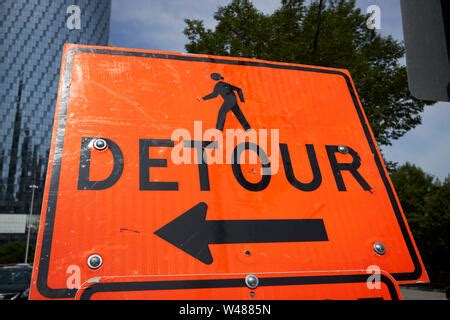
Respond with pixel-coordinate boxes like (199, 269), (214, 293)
(109, 0), (450, 181)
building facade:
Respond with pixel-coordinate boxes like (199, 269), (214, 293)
(0, 0), (111, 244)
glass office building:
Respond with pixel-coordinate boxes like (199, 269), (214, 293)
(0, 1), (111, 241)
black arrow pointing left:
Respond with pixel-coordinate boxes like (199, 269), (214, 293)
(154, 202), (328, 264)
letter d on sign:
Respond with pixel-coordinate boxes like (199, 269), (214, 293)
(78, 137), (124, 190)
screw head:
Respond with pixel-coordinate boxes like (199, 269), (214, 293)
(244, 250), (251, 256)
(338, 145), (349, 154)
(245, 274), (259, 289)
(93, 138), (107, 151)
(87, 254), (103, 269)
(373, 242), (386, 255)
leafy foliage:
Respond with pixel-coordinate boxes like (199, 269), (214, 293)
(391, 163), (450, 288)
(184, 0), (433, 146)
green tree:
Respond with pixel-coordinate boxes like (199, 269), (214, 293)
(184, 0), (433, 146)
(390, 162), (437, 239)
(422, 178), (450, 286)
(391, 163), (450, 288)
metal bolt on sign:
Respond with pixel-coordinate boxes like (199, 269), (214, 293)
(87, 254), (103, 269)
(338, 145), (349, 154)
(373, 242), (386, 255)
(93, 138), (108, 151)
(245, 274), (259, 289)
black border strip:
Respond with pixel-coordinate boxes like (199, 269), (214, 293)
(79, 274), (399, 300)
(35, 47), (422, 299)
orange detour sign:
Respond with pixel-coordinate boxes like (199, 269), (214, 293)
(30, 44), (427, 300)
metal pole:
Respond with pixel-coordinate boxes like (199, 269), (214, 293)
(25, 184), (38, 264)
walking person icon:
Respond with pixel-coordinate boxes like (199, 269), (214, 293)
(202, 73), (251, 131)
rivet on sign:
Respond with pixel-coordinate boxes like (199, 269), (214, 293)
(250, 291), (256, 298)
(338, 145), (349, 154)
(373, 242), (386, 255)
(245, 274), (259, 289)
(87, 254), (103, 269)
(244, 250), (251, 256)
(93, 138), (107, 151)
